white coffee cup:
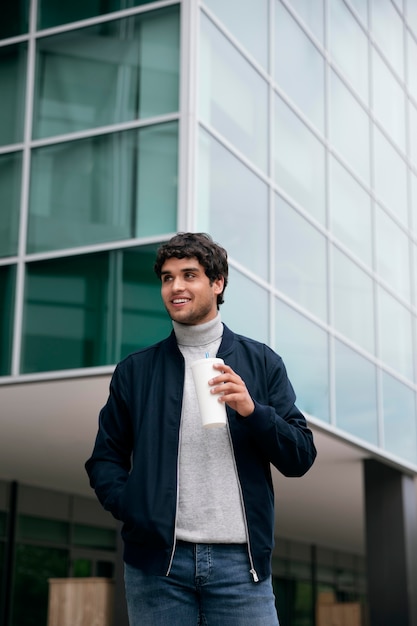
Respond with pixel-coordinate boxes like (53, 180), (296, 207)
(191, 357), (227, 428)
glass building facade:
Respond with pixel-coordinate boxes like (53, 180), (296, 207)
(1, 0), (417, 624)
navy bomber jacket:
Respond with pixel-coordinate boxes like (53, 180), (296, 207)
(85, 324), (317, 582)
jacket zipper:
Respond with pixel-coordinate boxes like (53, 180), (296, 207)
(226, 421), (259, 583)
(165, 417), (183, 576)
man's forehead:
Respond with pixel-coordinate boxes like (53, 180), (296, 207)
(160, 257), (203, 273)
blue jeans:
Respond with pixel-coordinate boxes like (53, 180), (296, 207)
(124, 542), (280, 626)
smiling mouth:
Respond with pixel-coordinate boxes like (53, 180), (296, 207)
(172, 298), (190, 305)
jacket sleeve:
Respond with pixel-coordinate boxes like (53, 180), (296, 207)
(85, 363), (133, 519)
(239, 346), (317, 477)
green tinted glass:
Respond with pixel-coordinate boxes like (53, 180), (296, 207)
(17, 515), (69, 543)
(0, 151), (22, 257)
(22, 252), (110, 373)
(0, 265), (16, 376)
(12, 545), (68, 626)
(0, 0), (29, 39)
(0, 44), (27, 146)
(73, 524), (116, 550)
(33, 7), (180, 138)
(121, 247), (171, 358)
(28, 122), (178, 253)
(38, 0), (156, 29)
(21, 246), (170, 373)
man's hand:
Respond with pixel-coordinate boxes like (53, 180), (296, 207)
(209, 363), (255, 417)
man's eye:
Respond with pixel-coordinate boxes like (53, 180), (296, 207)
(163, 275), (172, 282)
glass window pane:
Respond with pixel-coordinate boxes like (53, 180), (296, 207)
(0, 151), (22, 258)
(372, 49), (406, 151)
(38, 0), (156, 29)
(375, 206), (411, 302)
(410, 103), (417, 169)
(198, 129), (269, 281)
(378, 287), (414, 380)
(374, 126), (408, 225)
(33, 7), (180, 139)
(17, 515), (69, 543)
(73, 524), (116, 549)
(408, 31), (417, 101)
(349, 0), (368, 25)
(412, 173), (417, 236)
(0, 0), (29, 38)
(275, 299), (330, 422)
(28, 122), (178, 253)
(329, 70), (370, 185)
(329, 156), (372, 267)
(275, 194), (327, 321)
(22, 253), (110, 373)
(274, 95), (326, 223)
(12, 545), (68, 626)
(329, 0), (369, 103)
(203, 0), (268, 68)
(200, 14), (268, 172)
(287, 0), (324, 43)
(275, 2), (325, 133)
(120, 246), (172, 359)
(221, 268), (269, 344)
(332, 247), (375, 354)
(0, 44), (27, 146)
(409, 1), (417, 37)
(334, 340), (378, 445)
(0, 265), (16, 376)
(382, 373), (417, 463)
(371, 0), (404, 79)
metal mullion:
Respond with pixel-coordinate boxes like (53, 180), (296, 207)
(11, 0), (38, 377)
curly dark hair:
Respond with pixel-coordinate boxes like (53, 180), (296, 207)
(154, 232), (228, 307)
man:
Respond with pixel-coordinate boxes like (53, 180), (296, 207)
(86, 232), (316, 626)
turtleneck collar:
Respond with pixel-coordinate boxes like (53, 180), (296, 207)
(173, 313), (223, 348)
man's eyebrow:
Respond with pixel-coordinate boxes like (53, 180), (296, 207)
(160, 266), (201, 275)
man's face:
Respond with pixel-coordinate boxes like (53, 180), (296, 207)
(160, 257), (224, 325)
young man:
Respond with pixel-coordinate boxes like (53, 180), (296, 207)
(86, 232), (317, 626)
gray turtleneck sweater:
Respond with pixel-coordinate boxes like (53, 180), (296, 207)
(173, 314), (247, 544)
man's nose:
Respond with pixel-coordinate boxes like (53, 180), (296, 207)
(171, 276), (185, 291)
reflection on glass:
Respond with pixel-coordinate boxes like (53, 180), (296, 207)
(329, 70), (370, 185)
(348, 0), (368, 25)
(203, 0), (268, 68)
(408, 32), (417, 101)
(1, 1), (29, 38)
(0, 265), (15, 376)
(274, 2), (324, 133)
(121, 247), (172, 359)
(0, 151), (22, 258)
(375, 206), (411, 302)
(22, 246), (170, 373)
(371, 0), (404, 79)
(275, 194), (327, 321)
(22, 252), (110, 373)
(382, 373), (417, 463)
(329, 157), (372, 267)
(372, 50), (405, 152)
(12, 545), (68, 626)
(274, 95), (325, 223)
(0, 44), (27, 146)
(334, 340), (378, 445)
(222, 268), (269, 344)
(329, 0), (368, 102)
(374, 127), (408, 225)
(410, 103), (417, 168)
(275, 299), (330, 422)
(198, 129), (268, 280)
(200, 14), (268, 172)
(38, 0), (156, 29)
(409, 2), (417, 37)
(414, 244), (417, 308)
(28, 122), (178, 253)
(332, 247), (375, 354)
(412, 174), (417, 237)
(33, 7), (180, 139)
(287, 0), (324, 43)
(378, 286), (413, 380)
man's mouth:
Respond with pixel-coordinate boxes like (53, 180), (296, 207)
(172, 298), (190, 305)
